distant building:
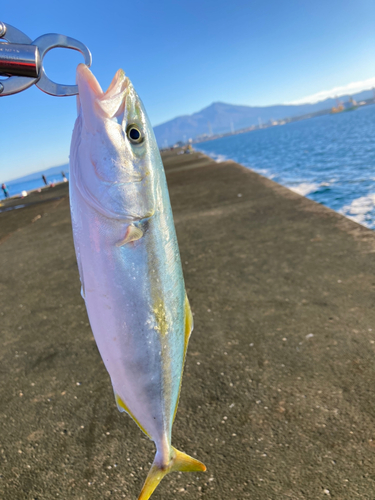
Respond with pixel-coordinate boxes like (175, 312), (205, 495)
(331, 97), (344, 113)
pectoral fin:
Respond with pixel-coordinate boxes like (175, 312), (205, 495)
(116, 224), (144, 247)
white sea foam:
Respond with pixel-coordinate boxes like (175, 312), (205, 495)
(288, 183), (320, 196)
(340, 194), (375, 227)
(256, 168), (271, 176)
(194, 149), (229, 163)
(212, 153), (228, 163)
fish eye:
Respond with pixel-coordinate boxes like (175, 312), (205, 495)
(127, 125), (143, 144)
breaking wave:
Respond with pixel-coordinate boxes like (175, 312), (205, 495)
(288, 182), (320, 196)
(339, 194), (375, 228)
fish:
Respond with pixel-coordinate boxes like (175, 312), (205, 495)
(69, 64), (206, 499)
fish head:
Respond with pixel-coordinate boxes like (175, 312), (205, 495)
(71, 64), (157, 221)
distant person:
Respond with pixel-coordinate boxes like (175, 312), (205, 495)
(62, 171), (68, 182)
(42, 174), (48, 186)
(1, 183), (9, 198)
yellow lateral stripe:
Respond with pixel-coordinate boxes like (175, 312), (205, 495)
(172, 294), (193, 423)
(116, 394), (151, 439)
(152, 298), (169, 336)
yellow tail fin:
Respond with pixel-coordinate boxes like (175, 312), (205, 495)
(138, 447), (206, 500)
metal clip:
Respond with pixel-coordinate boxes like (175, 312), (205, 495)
(0, 22), (92, 97)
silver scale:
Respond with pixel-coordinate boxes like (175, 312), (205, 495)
(0, 21), (91, 97)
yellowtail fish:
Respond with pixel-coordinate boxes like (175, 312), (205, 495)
(69, 64), (206, 499)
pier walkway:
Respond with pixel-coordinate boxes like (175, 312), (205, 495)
(1, 149), (375, 499)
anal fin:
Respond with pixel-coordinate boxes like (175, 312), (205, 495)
(114, 392), (151, 439)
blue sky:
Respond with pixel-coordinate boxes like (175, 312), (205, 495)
(1, 0), (375, 181)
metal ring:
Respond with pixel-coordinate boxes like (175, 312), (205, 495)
(33, 33), (92, 96)
(0, 22), (7, 38)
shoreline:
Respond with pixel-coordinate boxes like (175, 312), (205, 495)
(0, 180), (69, 212)
(192, 105), (375, 232)
(192, 100), (375, 145)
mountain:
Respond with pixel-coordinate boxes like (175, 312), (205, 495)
(153, 89), (374, 147)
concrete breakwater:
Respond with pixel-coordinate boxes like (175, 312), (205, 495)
(1, 149), (375, 499)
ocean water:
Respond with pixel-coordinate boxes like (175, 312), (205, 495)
(1, 170), (69, 201)
(195, 104), (375, 229)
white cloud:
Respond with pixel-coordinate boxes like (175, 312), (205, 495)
(287, 77), (375, 105)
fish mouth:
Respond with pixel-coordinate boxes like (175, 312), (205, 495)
(76, 63), (130, 121)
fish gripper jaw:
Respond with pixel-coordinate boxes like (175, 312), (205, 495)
(0, 22), (91, 97)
